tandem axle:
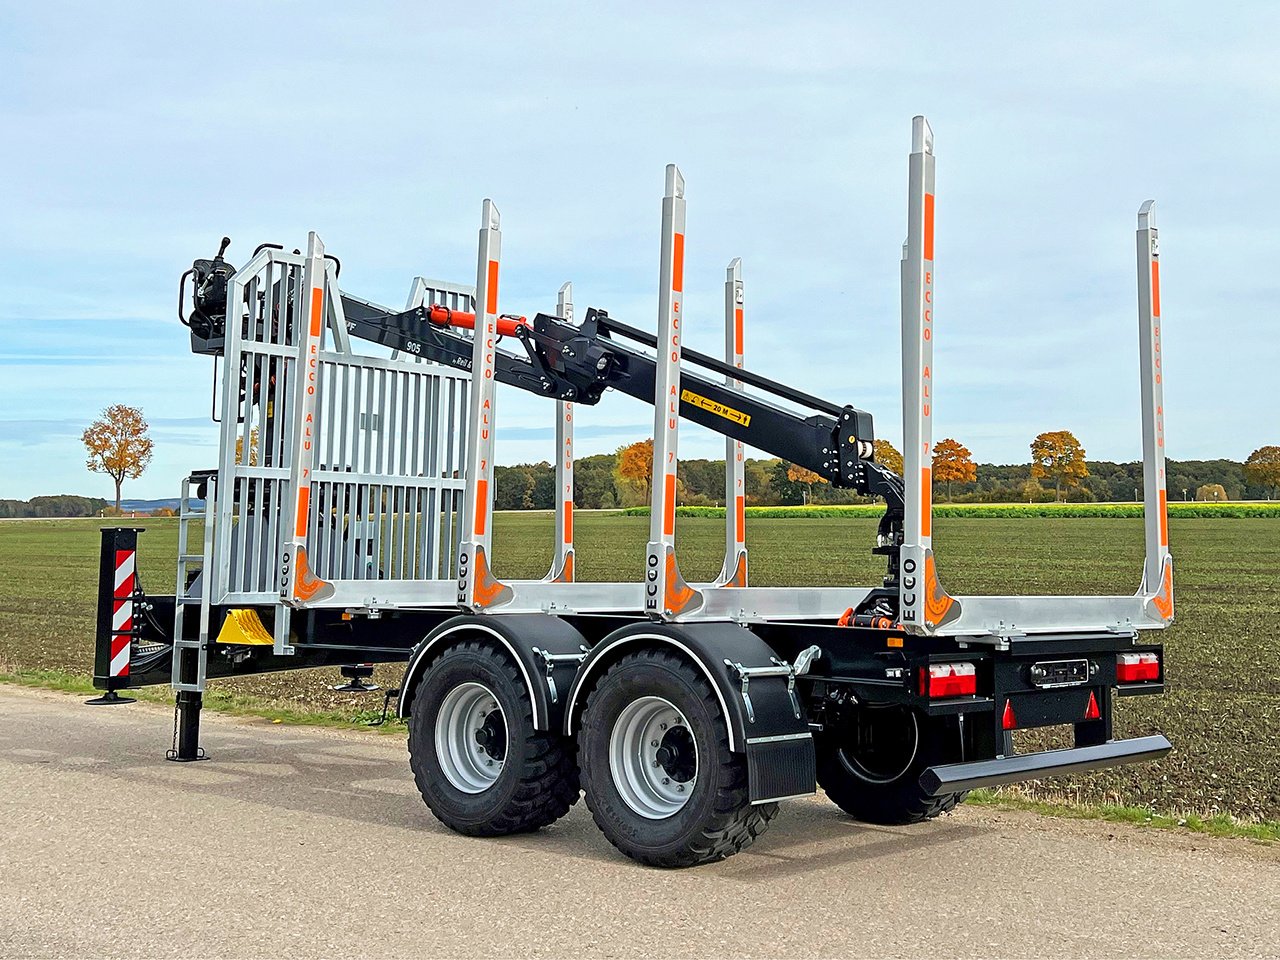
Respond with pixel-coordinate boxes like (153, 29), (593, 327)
(90, 117), (1174, 867)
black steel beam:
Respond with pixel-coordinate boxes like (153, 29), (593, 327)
(595, 314), (848, 417)
(919, 735), (1173, 796)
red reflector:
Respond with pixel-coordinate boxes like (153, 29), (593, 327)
(1002, 700), (1017, 730)
(919, 662), (977, 698)
(1084, 690), (1100, 720)
(1117, 652), (1159, 683)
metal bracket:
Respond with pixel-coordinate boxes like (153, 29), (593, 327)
(723, 645), (822, 723)
(530, 645), (588, 705)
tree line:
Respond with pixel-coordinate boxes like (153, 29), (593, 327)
(492, 436), (1280, 510)
(64, 402), (1280, 510)
(0, 495), (109, 518)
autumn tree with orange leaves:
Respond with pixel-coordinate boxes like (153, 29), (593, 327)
(931, 438), (977, 501)
(873, 439), (904, 476)
(1030, 430), (1089, 500)
(1244, 445), (1280, 500)
(615, 439), (654, 503)
(786, 463), (828, 503)
(82, 404), (154, 511)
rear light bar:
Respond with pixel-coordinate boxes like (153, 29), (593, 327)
(1117, 652), (1160, 683)
(920, 662), (977, 698)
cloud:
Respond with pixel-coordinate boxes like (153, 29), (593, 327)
(1, 2), (1277, 498)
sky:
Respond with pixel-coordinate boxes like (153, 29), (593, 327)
(1, 2), (1277, 501)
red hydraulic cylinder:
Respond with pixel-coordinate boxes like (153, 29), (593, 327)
(426, 304), (527, 338)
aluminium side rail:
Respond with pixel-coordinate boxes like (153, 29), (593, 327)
(898, 116), (1174, 640)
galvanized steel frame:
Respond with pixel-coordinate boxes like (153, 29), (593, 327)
(190, 115), (1173, 645)
(897, 115), (1174, 639)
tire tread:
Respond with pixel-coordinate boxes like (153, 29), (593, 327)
(408, 641), (578, 837)
(580, 649), (777, 868)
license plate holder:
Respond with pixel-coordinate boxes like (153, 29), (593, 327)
(1028, 658), (1091, 689)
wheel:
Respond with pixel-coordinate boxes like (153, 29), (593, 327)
(407, 641), (579, 836)
(815, 705), (967, 825)
(578, 649), (777, 868)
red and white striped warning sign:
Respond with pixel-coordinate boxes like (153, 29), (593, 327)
(110, 549), (135, 678)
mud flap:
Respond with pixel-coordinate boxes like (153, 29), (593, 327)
(566, 620), (817, 804)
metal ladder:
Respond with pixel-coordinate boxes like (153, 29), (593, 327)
(172, 473), (216, 693)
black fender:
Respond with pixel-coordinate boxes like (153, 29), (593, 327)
(563, 621), (816, 804)
(397, 614), (587, 732)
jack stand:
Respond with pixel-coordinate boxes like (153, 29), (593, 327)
(166, 690), (208, 762)
(86, 689), (136, 706)
(367, 688), (401, 726)
(332, 663), (379, 693)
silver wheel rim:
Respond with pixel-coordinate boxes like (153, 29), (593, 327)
(435, 682), (507, 794)
(609, 695), (697, 820)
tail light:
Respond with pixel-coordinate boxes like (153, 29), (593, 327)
(920, 662), (976, 698)
(1117, 652), (1160, 683)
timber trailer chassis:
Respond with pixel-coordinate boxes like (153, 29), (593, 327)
(93, 117), (1173, 867)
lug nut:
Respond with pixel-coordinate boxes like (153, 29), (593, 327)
(651, 739), (659, 747)
(662, 777), (670, 785)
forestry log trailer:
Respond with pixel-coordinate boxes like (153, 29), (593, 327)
(92, 118), (1173, 867)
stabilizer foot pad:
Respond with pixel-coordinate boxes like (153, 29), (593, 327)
(85, 692), (136, 706)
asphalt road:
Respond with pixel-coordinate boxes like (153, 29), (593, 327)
(1, 685), (1276, 959)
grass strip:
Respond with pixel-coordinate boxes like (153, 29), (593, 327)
(965, 787), (1279, 843)
(0, 668), (407, 733)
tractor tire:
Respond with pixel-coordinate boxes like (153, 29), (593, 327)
(815, 705), (968, 825)
(407, 641), (578, 836)
(578, 649), (777, 868)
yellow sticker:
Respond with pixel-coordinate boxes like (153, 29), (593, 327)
(680, 389), (751, 427)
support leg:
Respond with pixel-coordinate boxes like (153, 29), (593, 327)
(167, 690), (208, 762)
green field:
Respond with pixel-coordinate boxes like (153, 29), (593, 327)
(1, 513), (1276, 822)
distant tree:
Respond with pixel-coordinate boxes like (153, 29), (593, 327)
(678, 459), (722, 503)
(786, 463), (828, 504)
(873, 439), (904, 476)
(1021, 479), (1048, 503)
(494, 465), (535, 510)
(616, 440), (654, 503)
(574, 453), (619, 509)
(529, 461), (556, 510)
(235, 427), (260, 466)
(1029, 430), (1089, 501)
(1243, 446), (1280, 500)
(82, 404), (154, 512)
(1195, 483), (1227, 502)
(932, 438), (977, 501)
(744, 458), (775, 505)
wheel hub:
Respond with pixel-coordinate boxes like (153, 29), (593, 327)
(473, 711), (507, 762)
(655, 726), (696, 782)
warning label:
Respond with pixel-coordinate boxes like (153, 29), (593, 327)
(680, 389), (751, 427)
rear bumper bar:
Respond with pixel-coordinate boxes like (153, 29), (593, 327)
(919, 734), (1172, 796)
